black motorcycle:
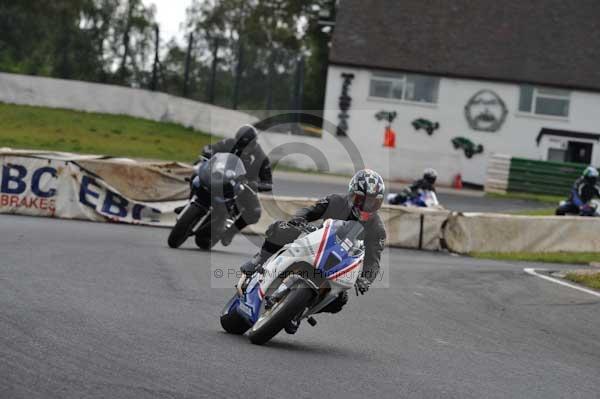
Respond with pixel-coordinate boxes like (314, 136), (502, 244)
(168, 153), (250, 249)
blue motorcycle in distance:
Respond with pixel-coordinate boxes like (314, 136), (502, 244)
(387, 189), (443, 209)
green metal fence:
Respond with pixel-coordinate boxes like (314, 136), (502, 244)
(507, 158), (586, 196)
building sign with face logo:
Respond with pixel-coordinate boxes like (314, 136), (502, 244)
(464, 90), (508, 132)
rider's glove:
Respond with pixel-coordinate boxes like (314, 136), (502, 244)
(355, 277), (370, 295)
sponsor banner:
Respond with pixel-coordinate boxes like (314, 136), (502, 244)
(0, 155), (185, 226)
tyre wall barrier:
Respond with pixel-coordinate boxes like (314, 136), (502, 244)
(248, 197), (450, 251)
(0, 151), (446, 250)
(1, 151), (598, 253)
(443, 212), (600, 253)
(485, 153), (592, 196)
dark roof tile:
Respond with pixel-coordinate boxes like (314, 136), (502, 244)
(330, 0), (600, 91)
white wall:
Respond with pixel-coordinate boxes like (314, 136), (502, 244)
(322, 65), (600, 185)
(0, 72), (257, 139)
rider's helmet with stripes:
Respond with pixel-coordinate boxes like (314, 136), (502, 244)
(348, 169), (385, 221)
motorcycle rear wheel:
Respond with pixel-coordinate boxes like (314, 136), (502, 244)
(248, 282), (314, 345)
(195, 233), (217, 250)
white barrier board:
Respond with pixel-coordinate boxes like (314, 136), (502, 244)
(443, 212), (600, 253)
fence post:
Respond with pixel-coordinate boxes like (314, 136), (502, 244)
(207, 39), (219, 104)
(265, 50), (275, 111)
(232, 40), (245, 110)
(295, 56), (305, 111)
(182, 32), (194, 98)
(150, 25), (160, 91)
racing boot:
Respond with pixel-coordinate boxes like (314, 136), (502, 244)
(220, 227), (237, 246)
(221, 219), (250, 247)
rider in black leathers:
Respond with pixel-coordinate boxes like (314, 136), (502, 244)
(388, 168), (437, 205)
(202, 125), (273, 245)
(240, 170), (387, 322)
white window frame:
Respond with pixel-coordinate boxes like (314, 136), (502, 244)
(368, 72), (439, 105)
(519, 86), (571, 118)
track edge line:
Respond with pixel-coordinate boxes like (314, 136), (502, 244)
(524, 268), (600, 299)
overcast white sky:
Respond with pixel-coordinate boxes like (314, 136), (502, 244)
(142, 0), (194, 44)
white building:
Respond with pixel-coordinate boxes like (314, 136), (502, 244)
(321, 0), (600, 186)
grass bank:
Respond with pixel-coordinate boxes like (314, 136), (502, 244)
(487, 192), (564, 216)
(509, 208), (556, 216)
(0, 102), (215, 162)
(471, 252), (600, 265)
(564, 271), (600, 290)
(487, 191), (563, 204)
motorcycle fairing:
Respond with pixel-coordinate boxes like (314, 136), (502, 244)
(226, 219), (365, 327)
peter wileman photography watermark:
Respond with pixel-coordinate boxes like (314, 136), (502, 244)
(210, 265), (387, 288)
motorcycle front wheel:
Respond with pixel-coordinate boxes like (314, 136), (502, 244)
(248, 282), (314, 345)
(167, 203), (205, 248)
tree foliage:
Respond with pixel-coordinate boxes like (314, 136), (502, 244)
(0, 0), (333, 110)
(181, 0), (334, 110)
(0, 0), (156, 85)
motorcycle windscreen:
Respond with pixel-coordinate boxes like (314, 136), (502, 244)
(333, 220), (364, 244)
(317, 221), (364, 284)
(198, 153), (247, 196)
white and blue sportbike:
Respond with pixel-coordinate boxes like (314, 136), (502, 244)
(220, 219), (365, 345)
(387, 189), (442, 209)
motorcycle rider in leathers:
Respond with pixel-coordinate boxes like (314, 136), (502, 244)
(239, 169), (387, 332)
(388, 168), (437, 205)
(555, 166), (600, 216)
(201, 125), (273, 245)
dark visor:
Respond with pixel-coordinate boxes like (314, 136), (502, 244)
(351, 192), (383, 212)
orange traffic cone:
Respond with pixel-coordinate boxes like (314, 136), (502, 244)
(453, 174), (463, 190)
(383, 126), (396, 148)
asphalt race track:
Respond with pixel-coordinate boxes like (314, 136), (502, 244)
(273, 172), (550, 213)
(1, 214), (599, 399)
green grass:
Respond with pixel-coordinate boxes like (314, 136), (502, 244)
(487, 191), (564, 205)
(471, 252), (600, 265)
(509, 208), (556, 216)
(564, 272), (600, 290)
(0, 102), (217, 162)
